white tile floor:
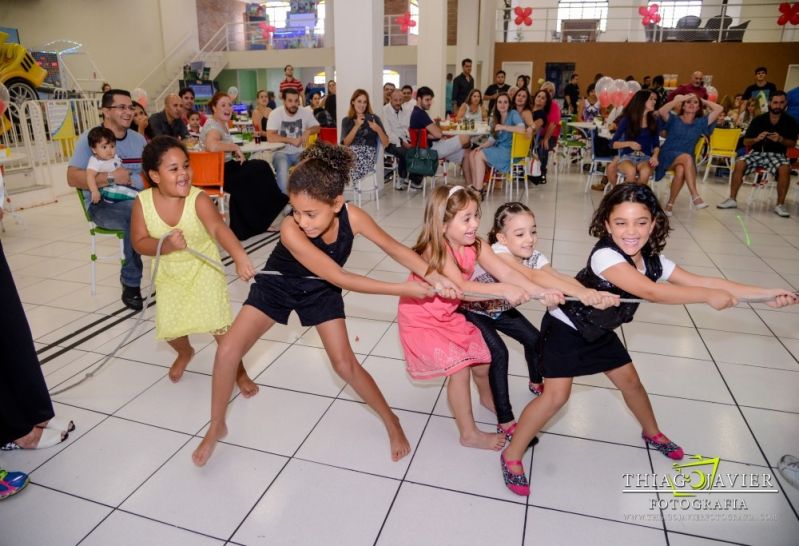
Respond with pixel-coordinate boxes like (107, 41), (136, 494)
(1, 167), (799, 545)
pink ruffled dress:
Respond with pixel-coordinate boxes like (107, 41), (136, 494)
(397, 245), (490, 380)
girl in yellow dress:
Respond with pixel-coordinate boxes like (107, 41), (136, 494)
(131, 136), (258, 395)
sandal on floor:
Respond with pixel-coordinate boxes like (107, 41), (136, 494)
(497, 423), (539, 447)
(664, 202), (674, 217)
(500, 450), (530, 496)
(37, 417), (75, 435)
(1, 427), (68, 451)
(692, 196), (708, 209)
(0, 469), (30, 500)
(642, 432), (684, 460)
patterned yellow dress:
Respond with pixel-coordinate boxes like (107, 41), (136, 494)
(139, 186), (232, 340)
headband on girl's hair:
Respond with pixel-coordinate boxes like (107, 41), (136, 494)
(448, 185), (465, 199)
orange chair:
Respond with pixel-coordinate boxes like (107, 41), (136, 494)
(319, 127), (338, 144)
(188, 151), (226, 215)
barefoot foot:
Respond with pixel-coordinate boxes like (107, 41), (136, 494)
(460, 429), (506, 451)
(236, 372), (259, 398)
(192, 424), (228, 467)
(386, 414), (411, 462)
(169, 348), (195, 383)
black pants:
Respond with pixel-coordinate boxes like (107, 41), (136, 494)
(0, 240), (54, 444)
(537, 136), (558, 178)
(386, 144), (408, 178)
(462, 308), (542, 424)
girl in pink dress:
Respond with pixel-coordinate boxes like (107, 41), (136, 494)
(398, 185), (564, 451)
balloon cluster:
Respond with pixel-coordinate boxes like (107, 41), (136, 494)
(0, 83), (9, 117)
(596, 77), (640, 108)
(513, 6), (533, 26)
(705, 85), (718, 103)
(131, 88), (149, 109)
(395, 12), (417, 33)
(777, 2), (799, 26)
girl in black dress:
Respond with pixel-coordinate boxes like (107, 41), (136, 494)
(499, 184), (798, 496)
(192, 143), (458, 467)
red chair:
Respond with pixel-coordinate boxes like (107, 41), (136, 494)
(319, 127), (338, 144)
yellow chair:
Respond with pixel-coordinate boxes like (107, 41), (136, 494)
(703, 128), (741, 185)
(307, 133), (318, 145)
(486, 132), (533, 201)
(76, 189), (125, 295)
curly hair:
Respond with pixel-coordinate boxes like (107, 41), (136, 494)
(589, 184), (671, 255)
(141, 136), (189, 187)
(487, 202), (534, 244)
(287, 141), (354, 203)
(413, 185), (482, 275)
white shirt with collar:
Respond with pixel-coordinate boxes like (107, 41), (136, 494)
(382, 102), (411, 147)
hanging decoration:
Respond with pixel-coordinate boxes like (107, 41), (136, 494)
(639, 4), (661, 26)
(513, 6), (534, 26)
(395, 12), (417, 33)
(258, 22), (276, 40)
(777, 2), (799, 25)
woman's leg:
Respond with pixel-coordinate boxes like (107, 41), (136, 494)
(677, 154), (703, 202)
(448, 366), (506, 450)
(471, 150), (487, 190)
(666, 163), (685, 207)
(617, 160), (637, 183)
(470, 363), (494, 413)
(637, 162), (652, 184)
(192, 305), (275, 466)
(166, 336), (194, 383)
(316, 319), (411, 461)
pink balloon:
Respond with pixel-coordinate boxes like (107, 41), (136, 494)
(598, 89), (611, 108)
(612, 79), (627, 107)
(0, 99), (6, 117)
(706, 85), (718, 103)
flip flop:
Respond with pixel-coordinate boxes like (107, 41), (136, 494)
(1, 427), (68, 451)
(0, 469), (29, 500)
(36, 417), (75, 435)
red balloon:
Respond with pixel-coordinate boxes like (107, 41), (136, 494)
(513, 6), (533, 26)
(777, 2), (799, 25)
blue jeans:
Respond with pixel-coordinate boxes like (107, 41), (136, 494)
(87, 197), (142, 288)
(271, 151), (302, 194)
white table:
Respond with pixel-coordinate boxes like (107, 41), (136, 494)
(442, 127), (490, 137)
(567, 121), (612, 139)
(240, 141), (285, 162)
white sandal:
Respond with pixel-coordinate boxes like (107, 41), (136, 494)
(1, 427), (68, 451)
(37, 417), (75, 435)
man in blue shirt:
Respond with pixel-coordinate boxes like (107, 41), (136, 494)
(67, 89), (147, 310)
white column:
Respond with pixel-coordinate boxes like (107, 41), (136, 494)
(477, 0), (497, 93)
(324, 0), (335, 82)
(456, 0), (479, 78)
(333, 0), (384, 133)
(417, 0), (448, 119)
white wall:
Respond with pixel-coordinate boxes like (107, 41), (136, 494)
(3, 0), (199, 92)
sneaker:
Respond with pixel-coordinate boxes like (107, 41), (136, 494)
(408, 182), (423, 191)
(716, 198), (738, 209)
(778, 454), (799, 489)
(393, 178), (408, 191)
(121, 285), (143, 311)
(774, 204), (790, 218)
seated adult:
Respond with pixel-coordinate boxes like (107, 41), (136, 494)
(251, 89), (272, 140)
(341, 89), (389, 181)
(738, 98), (760, 129)
(408, 86), (474, 191)
(535, 82), (562, 185)
(717, 91), (799, 218)
(321, 80), (336, 120)
(149, 94), (189, 139)
(266, 88), (320, 194)
(469, 93), (526, 194)
(131, 101), (154, 141)
(456, 89), (486, 123)
(655, 94), (723, 215)
(200, 91), (287, 238)
(667, 71), (708, 102)
(307, 91), (334, 127)
(67, 89), (146, 310)
(383, 89), (413, 188)
(609, 90), (661, 187)
(179, 87), (208, 126)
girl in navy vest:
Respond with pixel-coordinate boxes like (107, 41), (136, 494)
(499, 184), (797, 496)
(192, 143), (458, 467)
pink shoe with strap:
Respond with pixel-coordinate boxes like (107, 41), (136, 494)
(642, 432), (684, 460)
(500, 451), (530, 496)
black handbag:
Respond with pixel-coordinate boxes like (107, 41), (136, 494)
(405, 140), (439, 177)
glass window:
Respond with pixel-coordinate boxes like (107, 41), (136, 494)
(650, 1), (702, 28)
(557, 0), (609, 32)
(409, 0), (420, 36)
(383, 69), (400, 88)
